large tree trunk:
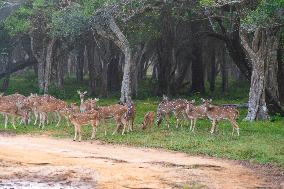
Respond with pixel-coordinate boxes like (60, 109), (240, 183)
(75, 44), (84, 82)
(30, 35), (46, 93)
(209, 48), (216, 92)
(241, 27), (281, 120)
(277, 36), (284, 105)
(221, 51), (228, 94)
(190, 43), (205, 93)
(86, 31), (96, 95)
(156, 7), (174, 96)
(43, 38), (56, 94)
(93, 13), (134, 102)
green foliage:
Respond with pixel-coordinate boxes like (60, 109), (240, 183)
(3, 6), (32, 36)
(50, 4), (90, 39)
(0, 23), (10, 51)
(125, 12), (160, 47)
(243, 0), (284, 29)
(82, 0), (105, 16)
(0, 0), (5, 7)
(199, 0), (215, 7)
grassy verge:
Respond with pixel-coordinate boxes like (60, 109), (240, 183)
(0, 75), (284, 169)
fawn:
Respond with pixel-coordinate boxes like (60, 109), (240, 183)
(141, 111), (155, 130)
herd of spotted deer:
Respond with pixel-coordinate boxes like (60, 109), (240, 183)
(0, 91), (240, 142)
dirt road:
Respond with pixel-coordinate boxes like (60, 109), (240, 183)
(0, 134), (283, 189)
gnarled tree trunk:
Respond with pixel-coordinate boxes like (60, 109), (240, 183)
(241, 27), (281, 120)
(44, 38), (56, 94)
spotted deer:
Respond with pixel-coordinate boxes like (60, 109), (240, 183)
(186, 99), (208, 132)
(96, 103), (129, 135)
(0, 100), (29, 129)
(141, 111), (155, 130)
(69, 109), (99, 142)
(124, 97), (136, 132)
(0, 93), (30, 126)
(26, 94), (67, 128)
(77, 90), (88, 112)
(156, 96), (188, 128)
(82, 98), (99, 112)
(59, 103), (80, 127)
(202, 99), (240, 136)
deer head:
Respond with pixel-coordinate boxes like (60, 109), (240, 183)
(77, 90), (87, 103)
(162, 94), (169, 102)
(90, 98), (99, 109)
(201, 98), (213, 110)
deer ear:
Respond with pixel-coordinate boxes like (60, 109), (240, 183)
(209, 99), (212, 102)
(77, 90), (81, 94)
(201, 98), (205, 102)
(191, 99), (195, 103)
(83, 91), (87, 95)
(95, 98), (99, 101)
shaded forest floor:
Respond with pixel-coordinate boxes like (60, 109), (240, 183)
(1, 74), (284, 170)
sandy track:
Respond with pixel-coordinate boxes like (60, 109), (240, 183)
(0, 135), (283, 189)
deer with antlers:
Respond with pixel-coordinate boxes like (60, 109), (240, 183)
(156, 95), (188, 128)
(202, 99), (240, 136)
(77, 90), (99, 112)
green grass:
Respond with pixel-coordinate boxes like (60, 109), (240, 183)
(1, 74), (284, 170)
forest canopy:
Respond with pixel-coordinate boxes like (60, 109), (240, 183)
(0, 0), (284, 121)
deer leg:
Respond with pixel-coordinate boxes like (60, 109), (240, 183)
(192, 119), (197, 133)
(41, 113), (47, 129)
(210, 120), (216, 134)
(130, 118), (134, 131)
(73, 124), (77, 141)
(165, 114), (170, 128)
(91, 122), (97, 140)
(55, 111), (61, 127)
(231, 120), (239, 136)
(157, 114), (162, 127)
(38, 113), (42, 128)
(112, 119), (120, 135)
(27, 112), (31, 125)
(78, 126), (82, 142)
(33, 110), (38, 125)
(174, 112), (179, 128)
(45, 113), (49, 125)
(190, 119), (193, 131)
(4, 114), (8, 129)
(122, 122), (126, 135)
(103, 120), (107, 136)
(12, 116), (16, 129)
